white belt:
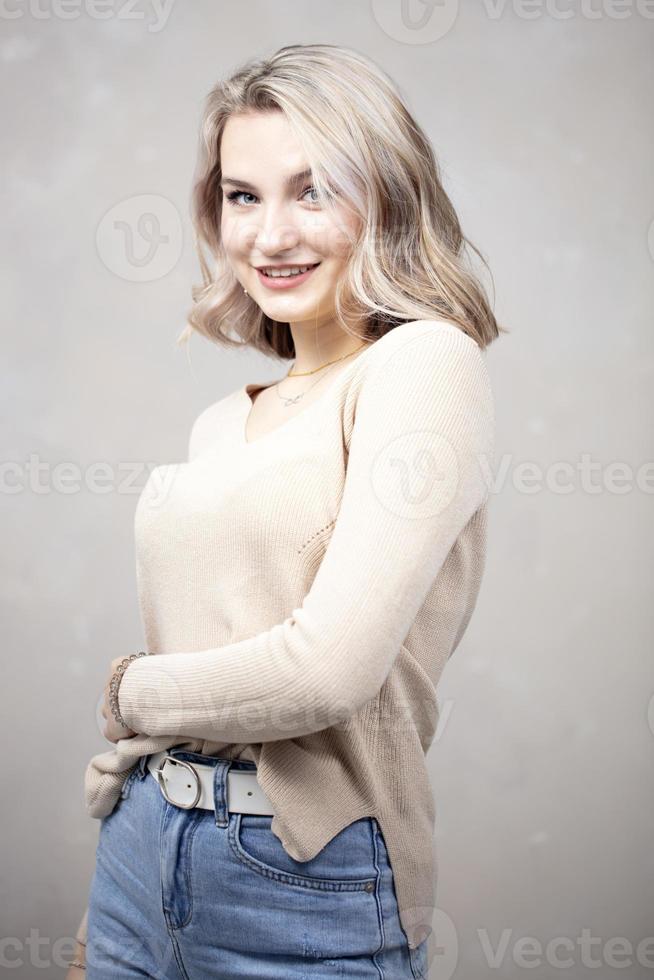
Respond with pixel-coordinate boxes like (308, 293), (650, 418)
(147, 750), (275, 815)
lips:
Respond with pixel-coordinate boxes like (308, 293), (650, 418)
(255, 262), (321, 290)
(257, 263), (320, 276)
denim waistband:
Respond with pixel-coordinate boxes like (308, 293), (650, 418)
(137, 749), (261, 827)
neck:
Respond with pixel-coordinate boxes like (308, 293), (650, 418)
(288, 321), (369, 375)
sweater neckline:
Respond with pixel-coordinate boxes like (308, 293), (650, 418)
(239, 342), (376, 446)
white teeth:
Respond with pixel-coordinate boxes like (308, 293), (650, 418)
(260, 264), (316, 278)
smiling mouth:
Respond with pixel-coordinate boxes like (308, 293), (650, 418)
(257, 262), (321, 279)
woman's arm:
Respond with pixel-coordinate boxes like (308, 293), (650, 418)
(75, 906), (88, 946)
(64, 907), (88, 977)
(116, 322), (494, 743)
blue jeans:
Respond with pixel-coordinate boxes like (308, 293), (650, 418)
(86, 749), (430, 979)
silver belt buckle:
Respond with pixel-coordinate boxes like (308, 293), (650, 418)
(153, 755), (201, 809)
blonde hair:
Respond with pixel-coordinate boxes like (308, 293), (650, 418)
(180, 43), (506, 358)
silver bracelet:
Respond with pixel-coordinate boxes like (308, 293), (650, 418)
(69, 958), (86, 970)
(109, 651), (151, 728)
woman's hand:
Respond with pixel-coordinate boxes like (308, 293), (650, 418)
(100, 656), (139, 743)
(65, 940), (86, 977)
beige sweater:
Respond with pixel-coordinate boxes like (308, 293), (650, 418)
(82, 319), (495, 951)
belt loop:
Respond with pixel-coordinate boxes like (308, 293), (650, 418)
(213, 760), (232, 828)
(137, 754), (150, 780)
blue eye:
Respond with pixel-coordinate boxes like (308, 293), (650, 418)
(225, 190), (256, 207)
(224, 186), (320, 208)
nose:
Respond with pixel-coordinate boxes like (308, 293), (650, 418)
(252, 201), (302, 256)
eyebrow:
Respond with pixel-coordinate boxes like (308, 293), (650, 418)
(220, 168), (313, 192)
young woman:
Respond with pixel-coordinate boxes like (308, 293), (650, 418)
(70, 43), (503, 979)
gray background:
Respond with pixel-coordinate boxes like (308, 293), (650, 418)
(2, 2), (653, 978)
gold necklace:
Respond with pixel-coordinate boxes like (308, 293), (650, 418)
(275, 342), (371, 408)
(286, 342), (370, 377)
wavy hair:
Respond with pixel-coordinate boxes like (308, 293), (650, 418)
(180, 43), (506, 358)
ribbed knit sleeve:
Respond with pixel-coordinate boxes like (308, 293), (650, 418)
(117, 323), (494, 742)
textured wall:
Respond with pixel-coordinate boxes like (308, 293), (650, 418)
(2, 2), (652, 978)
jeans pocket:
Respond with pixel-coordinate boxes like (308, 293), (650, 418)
(228, 813), (379, 891)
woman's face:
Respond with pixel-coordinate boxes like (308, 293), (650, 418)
(219, 110), (360, 328)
